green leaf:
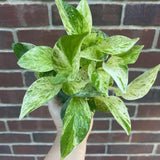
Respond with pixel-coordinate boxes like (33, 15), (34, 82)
(99, 35), (139, 55)
(88, 63), (110, 95)
(118, 45), (144, 64)
(81, 46), (107, 61)
(77, 0), (92, 32)
(102, 96), (131, 135)
(91, 28), (108, 39)
(19, 76), (62, 119)
(17, 46), (54, 72)
(103, 56), (128, 93)
(75, 83), (101, 97)
(52, 33), (87, 73)
(88, 96), (110, 113)
(118, 64), (160, 100)
(62, 81), (88, 96)
(55, 0), (89, 35)
(61, 97), (93, 159)
(12, 42), (35, 59)
(34, 70), (56, 79)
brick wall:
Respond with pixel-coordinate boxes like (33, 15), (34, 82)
(0, 0), (160, 160)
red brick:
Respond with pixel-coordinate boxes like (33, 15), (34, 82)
(88, 133), (129, 143)
(86, 145), (105, 154)
(90, 4), (122, 25)
(0, 145), (11, 154)
(13, 145), (51, 154)
(0, 4), (49, 27)
(124, 4), (160, 26)
(132, 133), (160, 143)
(0, 31), (14, 49)
(24, 71), (36, 87)
(0, 121), (6, 131)
(156, 31), (160, 48)
(0, 52), (19, 69)
(0, 156), (34, 160)
(7, 120), (56, 131)
(102, 29), (155, 49)
(29, 105), (50, 118)
(156, 145), (160, 154)
(86, 156), (127, 160)
(0, 133), (31, 143)
(33, 133), (56, 142)
(37, 157), (45, 160)
(0, 106), (20, 118)
(17, 29), (66, 48)
(129, 51), (160, 68)
(137, 105), (160, 117)
(92, 120), (109, 131)
(112, 120), (160, 131)
(0, 73), (23, 87)
(130, 156), (160, 160)
(107, 144), (153, 154)
(0, 90), (25, 103)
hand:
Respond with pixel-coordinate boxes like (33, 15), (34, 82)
(44, 97), (93, 160)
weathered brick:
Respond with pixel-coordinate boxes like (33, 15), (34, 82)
(0, 52), (19, 69)
(24, 71), (36, 87)
(0, 106), (20, 118)
(0, 31), (14, 49)
(137, 105), (160, 117)
(33, 133), (56, 142)
(0, 145), (11, 154)
(92, 120), (109, 130)
(86, 145), (105, 154)
(156, 145), (160, 154)
(88, 133), (129, 143)
(0, 156), (34, 160)
(130, 156), (160, 160)
(0, 133), (31, 143)
(132, 133), (160, 143)
(0, 90), (25, 103)
(107, 144), (153, 154)
(86, 156), (127, 160)
(0, 4), (49, 27)
(13, 145), (51, 154)
(156, 31), (160, 48)
(112, 120), (160, 131)
(29, 105), (50, 118)
(129, 52), (160, 68)
(0, 73), (23, 87)
(124, 4), (160, 26)
(0, 121), (6, 131)
(7, 120), (56, 131)
(89, 4), (122, 25)
(17, 29), (66, 48)
(102, 29), (155, 49)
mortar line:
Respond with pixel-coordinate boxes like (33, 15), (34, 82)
(152, 28), (159, 49)
(120, 3), (126, 26)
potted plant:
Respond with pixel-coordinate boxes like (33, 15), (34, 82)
(12, 0), (160, 159)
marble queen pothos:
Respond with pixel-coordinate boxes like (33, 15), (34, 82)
(12, 0), (160, 159)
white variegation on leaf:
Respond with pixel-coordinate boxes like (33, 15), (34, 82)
(103, 56), (128, 93)
(102, 96), (131, 135)
(118, 45), (144, 64)
(55, 0), (90, 35)
(118, 64), (160, 100)
(60, 97), (93, 159)
(77, 0), (92, 33)
(98, 35), (139, 55)
(17, 46), (54, 72)
(19, 76), (62, 119)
